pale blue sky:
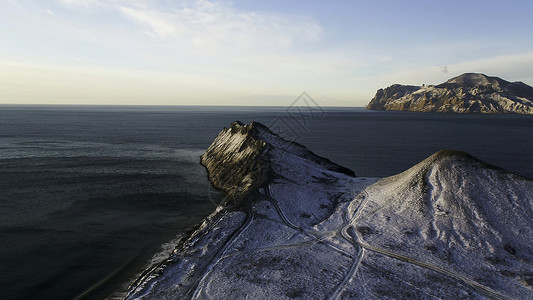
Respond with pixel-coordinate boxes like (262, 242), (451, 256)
(1, 0), (532, 106)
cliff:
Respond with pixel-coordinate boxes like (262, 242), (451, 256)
(126, 122), (533, 299)
(199, 121), (354, 204)
(367, 73), (533, 114)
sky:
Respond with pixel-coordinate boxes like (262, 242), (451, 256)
(1, 0), (533, 106)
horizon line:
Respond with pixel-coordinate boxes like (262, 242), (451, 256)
(0, 103), (367, 109)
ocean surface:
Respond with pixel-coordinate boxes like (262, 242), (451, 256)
(0, 105), (532, 299)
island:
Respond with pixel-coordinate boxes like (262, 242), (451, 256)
(367, 73), (533, 114)
(125, 121), (533, 299)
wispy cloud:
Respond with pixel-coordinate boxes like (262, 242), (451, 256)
(114, 0), (323, 52)
(117, 6), (179, 39)
(56, 0), (323, 52)
(3, 0), (532, 106)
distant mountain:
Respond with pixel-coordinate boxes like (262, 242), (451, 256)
(367, 73), (533, 114)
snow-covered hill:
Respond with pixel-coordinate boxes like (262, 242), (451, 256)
(125, 122), (533, 299)
(367, 73), (533, 114)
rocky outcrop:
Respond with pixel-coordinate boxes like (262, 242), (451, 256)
(200, 121), (354, 204)
(366, 84), (420, 111)
(199, 121), (270, 203)
(126, 122), (533, 300)
(367, 73), (533, 114)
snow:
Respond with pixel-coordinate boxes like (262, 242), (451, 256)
(126, 123), (533, 299)
(355, 150), (533, 299)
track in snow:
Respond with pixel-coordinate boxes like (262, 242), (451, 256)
(191, 183), (509, 300)
(358, 240), (511, 300)
(189, 211), (255, 299)
(348, 191), (511, 300)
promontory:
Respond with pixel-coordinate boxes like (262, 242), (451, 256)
(125, 121), (533, 299)
(367, 73), (533, 114)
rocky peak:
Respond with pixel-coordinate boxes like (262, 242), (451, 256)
(200, 121), (269, 204)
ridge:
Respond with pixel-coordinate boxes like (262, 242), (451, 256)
(367, 73), (533, 113)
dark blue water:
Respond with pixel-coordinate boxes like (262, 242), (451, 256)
(0, 105), (532, 299)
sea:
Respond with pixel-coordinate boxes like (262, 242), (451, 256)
(0, 105), (532, 299)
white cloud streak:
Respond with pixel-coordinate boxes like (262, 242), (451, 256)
(114, 0), (323, 52)
(56, 0), (323, 52)
(2, 1), (532, 106)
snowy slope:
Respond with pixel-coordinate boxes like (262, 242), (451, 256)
(349, 150), (533, 299)
(125, 122), (533, 299)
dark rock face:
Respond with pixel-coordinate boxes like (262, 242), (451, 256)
(367, 73), (533, 114)
(200, 121), (270, 203)
(200, 121), (355, 205)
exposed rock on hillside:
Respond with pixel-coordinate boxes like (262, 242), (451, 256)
(367, 73), (533, 114)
